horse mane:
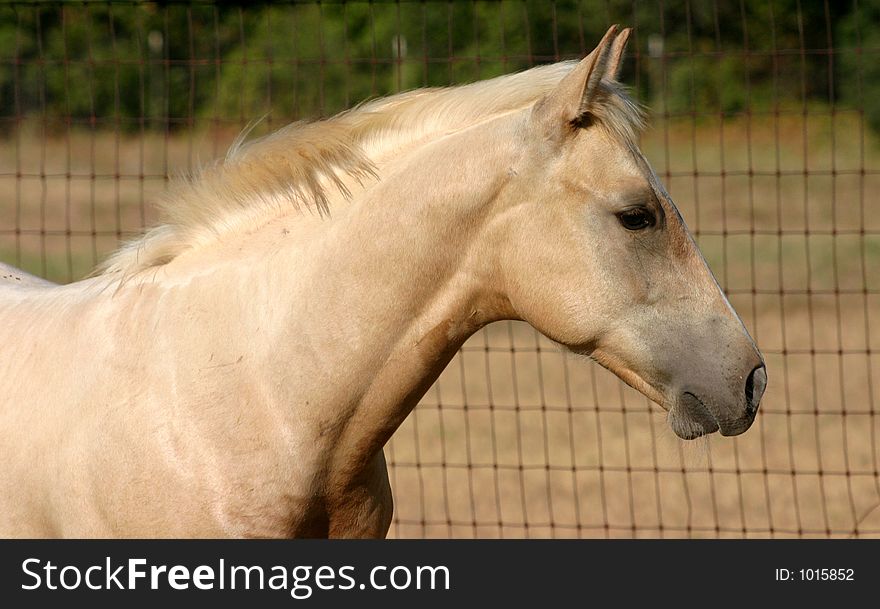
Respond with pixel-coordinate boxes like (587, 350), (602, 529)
(97, 61), (644, 277)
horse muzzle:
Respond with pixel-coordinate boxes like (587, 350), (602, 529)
(667, 363), (767, 440)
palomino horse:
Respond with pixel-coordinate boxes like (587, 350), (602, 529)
(0, 27), (765, 538)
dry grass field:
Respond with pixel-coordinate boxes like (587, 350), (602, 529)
(1, 109), (878, 538)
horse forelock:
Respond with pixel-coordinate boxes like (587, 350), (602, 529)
(96, 60), (645, 278)
(590, 80), (646, 149)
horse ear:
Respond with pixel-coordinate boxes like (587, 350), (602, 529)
(604, 27), (631, 82)
(531, 25), (622, 139)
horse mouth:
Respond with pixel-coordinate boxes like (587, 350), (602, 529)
(667, 392), (720, 440)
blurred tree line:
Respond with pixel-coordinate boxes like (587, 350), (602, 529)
(0, 0), (877, 133)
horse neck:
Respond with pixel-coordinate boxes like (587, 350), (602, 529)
(252, 115), (522, 476)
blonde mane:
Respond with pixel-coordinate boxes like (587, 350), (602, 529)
(98, 61), (644, 276)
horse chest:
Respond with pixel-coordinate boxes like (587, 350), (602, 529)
(171, 427), (388, 538)
(189, 459), (391, 539)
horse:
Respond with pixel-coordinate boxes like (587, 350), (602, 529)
(0, 26), (766, 538)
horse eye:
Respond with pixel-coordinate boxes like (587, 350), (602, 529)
(617, 208), (656, 231)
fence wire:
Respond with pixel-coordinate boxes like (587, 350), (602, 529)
(1, 0), (878, 538)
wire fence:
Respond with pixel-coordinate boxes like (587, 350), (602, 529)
(1, 0), (878, 538)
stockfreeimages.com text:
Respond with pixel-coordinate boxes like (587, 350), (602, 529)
(21, 557), (450, 599)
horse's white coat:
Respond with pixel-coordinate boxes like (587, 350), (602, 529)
(0, 27), (764, 538)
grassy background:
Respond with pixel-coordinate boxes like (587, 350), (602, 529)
(1, 108), (878, 538)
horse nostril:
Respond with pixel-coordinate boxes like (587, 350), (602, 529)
(745, 364), (767, 415)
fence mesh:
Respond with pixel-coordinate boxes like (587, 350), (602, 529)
(1, 0), (878, 538)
